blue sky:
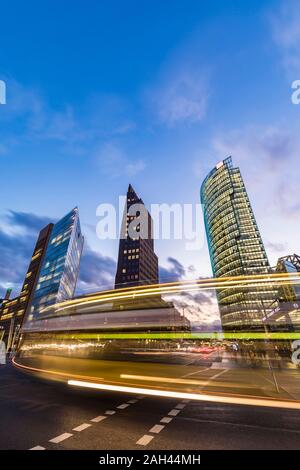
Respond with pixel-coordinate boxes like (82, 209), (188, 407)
(1, 0), (300, 295)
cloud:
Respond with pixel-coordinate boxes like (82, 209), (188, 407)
(76, 246), (116, 294)
(163, 289), (220, 328)
(0, 79), (136, 158)
(6, 211), (53, 234)
(265, 240), (287, 254)
(145, 58), (209, 127)
(0, 211), (51, 295)
(158, 256), (220, 327)
(212, 124), (300, 212)
(0, 210), (117, 298)
(210, 123), (300, 265)
(151, 72), (207, 126)
(268, 0), (300, 75)
(213, 125), (297, 172)
(95, 142), (146, 178)
(159, 257), (186, 282)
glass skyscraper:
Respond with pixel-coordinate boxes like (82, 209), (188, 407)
(201, 157), (275, 329)
(29, 207), (84, 320)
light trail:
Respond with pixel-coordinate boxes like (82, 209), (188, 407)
(21, 331), (300, 340)
(35, 272), (300, 315)
(120, 373), (256, 389)
(12, 357), (104, 383)
(67, 379), (300, 410)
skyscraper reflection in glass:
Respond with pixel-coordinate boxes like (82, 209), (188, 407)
(29, 207), (84, 320)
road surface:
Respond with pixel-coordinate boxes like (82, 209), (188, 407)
(1, 363), (300, 450)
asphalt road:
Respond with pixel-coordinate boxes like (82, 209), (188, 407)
(1, 363), (300, 450)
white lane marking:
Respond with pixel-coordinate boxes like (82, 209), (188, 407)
(149, 424), (165, 434)
(136, 434), (154, 446)
(168, 409), (180, 416)
(128, 399), (138, 404)
(182, 367), (211, 378)
(73, 423), (91, 432)
(175, 403), (186, 410)
(30, 445), (45, 450)
(105, 410), (116, 415)
(207, 369), (228, 382)
(91, 415), (107, 423)
(117, 403), (130, 409)
(49, 433), (73, 443)
(181, 399), (190, 404)
(160, 417), (173, 424)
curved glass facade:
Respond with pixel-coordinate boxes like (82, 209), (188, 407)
(201, 157), (276, 329)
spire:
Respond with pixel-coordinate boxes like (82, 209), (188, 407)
(127, 184), (143, 204)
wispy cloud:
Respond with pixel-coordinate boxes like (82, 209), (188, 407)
(76, 245), (116, 294)
(268, 0), (300, 75)
(145, 54), (209, 127)
(94, 142), (146, 178)
(159, 256), (220, 327)
(211, 123), (300, 263)
(159, 257), (186, 282)
(213, 125), (297, 174)
(0, 210), (116, 296)
(0, 79), (136, 157)
(0, 211), (51, 294)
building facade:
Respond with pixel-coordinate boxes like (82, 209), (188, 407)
(276, 254), (300, 302)
(265, 254), (300, 329)
(115, 184), (158, 288)
(0, 223), (53, 348)
(201, 157), (275, 330)
(29, 207), (84, 321)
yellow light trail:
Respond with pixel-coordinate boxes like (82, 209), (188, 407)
(36, 272), (300, 315)
(67, 379), (300, 410)
(21, 331), (300, 340)
(120, 374), (255, 389)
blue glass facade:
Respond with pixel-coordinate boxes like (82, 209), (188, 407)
(29, 208), (84, 320)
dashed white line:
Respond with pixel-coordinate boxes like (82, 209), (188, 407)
(136, 434), (154, 446)
(117, 403), (130, 409)
(136, 400), (188, 446)
(149, 424), (165, 434)
(105, 410), (116, 415)
(73, 423), (91, 432)
(160, 416), (173, 424)
(30, 445), (45, 450)
(128, 399), (138, 404)
(175, 403), (186, 409)
(91, 415), (107, 423)
(49, 432), (73, 443)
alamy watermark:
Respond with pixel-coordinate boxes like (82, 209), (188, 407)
(291, 80), (300, 105)
(0, 80), (6, 105)
(96, 197), (205, 251)
(291, 340), (300, 366)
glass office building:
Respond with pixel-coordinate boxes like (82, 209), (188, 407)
(29, 208), (84, 320)
(201, 157), (276, 329)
